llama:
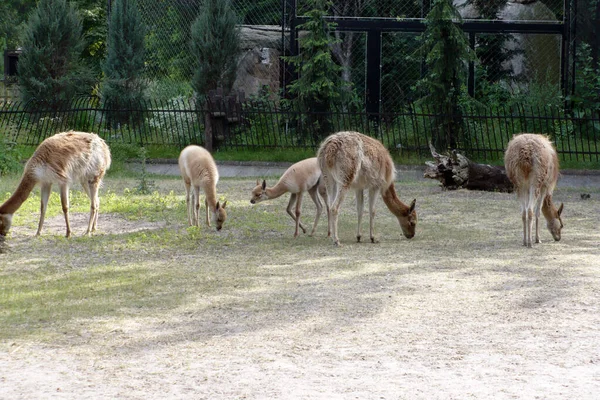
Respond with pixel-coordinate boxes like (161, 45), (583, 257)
(504, 133), (564, 247)
(0, 131), (111, 238)
(317, 131), (417, 246)
(250, 157), (329, 237)
(178, 145), (227, 230)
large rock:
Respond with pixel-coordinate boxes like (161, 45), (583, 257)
(233, 25), (285, 98)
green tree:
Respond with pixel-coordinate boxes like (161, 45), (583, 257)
(283, 0), (356, 143)
(190, 0), (240, 99)
(417, 0), (475, 150)
(17, 0), (92, 107)
(102, 0), (147, 119)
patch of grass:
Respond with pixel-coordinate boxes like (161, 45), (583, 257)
(0, 175), (599, 346)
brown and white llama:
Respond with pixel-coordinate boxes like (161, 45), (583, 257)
(317, 131), (417, 246)
(0, 131), (111, 238)
(178, 145), (227, 230)
(250, 157), (329, 237)
(504, 133), (564, 247)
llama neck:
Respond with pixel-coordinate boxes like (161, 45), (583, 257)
(542, 194), (557, 220)
(204, 187), (218, 211)
(0, 172), (37, 215)
(265, 182), (289, 200)
(381, 184), (410, 218)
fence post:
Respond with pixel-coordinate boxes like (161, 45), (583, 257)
(204, 101), (213, 152)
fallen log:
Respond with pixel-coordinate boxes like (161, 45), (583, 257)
(424, 143), (514, 192)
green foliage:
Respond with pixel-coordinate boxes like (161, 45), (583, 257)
(101, 0), (147, 125)
(17, 0), (93, 107)
(282, 0), (358, 142)
(190, 0), (240, 98)
(570, 42), (600, 111)
(0, 0), (36, 49)
(80, 2), (108, 79)
(135, 147), (155, 194)
(416, 0), (476, 150)
(0, 131), (22, 176)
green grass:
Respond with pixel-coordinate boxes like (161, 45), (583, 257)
(1, 173), (599, 343)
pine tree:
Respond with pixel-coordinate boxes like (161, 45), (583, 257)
(102, 0), (146, 123)
(282, 0), (355, 143)
(190, 0), (240, 99)
(17, 0), (92, 107)
(418, 0), (475, 150)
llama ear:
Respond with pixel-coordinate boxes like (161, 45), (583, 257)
(262, 180), (267, 190)
(215, 201), (220, 210)
(256, 179), (260, 186)
(409, 199), (416, 213)
(222, 200), (227, 209)
(557, 202), (564, 216)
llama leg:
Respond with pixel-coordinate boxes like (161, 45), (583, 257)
(526, 207), (534, 248)
(307, 186), (322, 237)
(324, 178), (337, 240)
(36, 183), (52, 236)
(85, 181), (100, 235)
(192, 186), (200, 227)
(294, 192), (304, 237)
(521, 207), (528, 247)
(59, 184), (71, 238)
(184, 182), (192, 226)
(204, 197), (211, 227)
(286, 194), (306, 234)
(368, 188), (378, 243)
(330, 186), (349, 246)
(534, 189), (547, 244)
(355, 189), (364, 242)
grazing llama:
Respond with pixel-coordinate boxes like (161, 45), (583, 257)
(0, 131), (111, 238)
(178, 145), (227, 230)
(250, 157), (329, 237)
(504, 133), (564, 247)
(317, 131), (417, 246)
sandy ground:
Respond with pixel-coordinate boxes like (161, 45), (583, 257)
(1, 178), (599, 399)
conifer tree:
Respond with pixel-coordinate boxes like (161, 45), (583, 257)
(282, 0), (355, 143)
(190, 0), (240, 99)
(18, 0), (91, 107)
(102, 0), (146, 118)
(418, 0), (475, 150)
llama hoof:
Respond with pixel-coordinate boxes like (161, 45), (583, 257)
(356, 235), (361, 243)
(371, 237), (379, 243)
(333, 240), (342, 247)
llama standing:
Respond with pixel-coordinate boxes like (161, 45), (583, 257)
(178, 145), (227, 230)
(317, 131), (417, 246)
(0, 131), (111, 238)
(504, 133), (564, 247)
(250, 157), (329, 237)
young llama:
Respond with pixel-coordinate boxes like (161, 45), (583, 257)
(317, 131), (417, 246)
(250, 157), (329, 237)
(178, 145), (227, 230)
(0, 131), (111, 238)
(504, 133), (564, 247)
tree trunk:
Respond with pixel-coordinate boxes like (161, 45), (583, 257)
(424, 143), (514, 192)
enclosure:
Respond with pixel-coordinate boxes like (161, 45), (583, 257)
(1, 171), (599, 399)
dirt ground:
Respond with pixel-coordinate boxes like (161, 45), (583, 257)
(1, 177), (599, 400)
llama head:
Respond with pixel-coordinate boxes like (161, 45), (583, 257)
(212, 201), (228, 231)
(399, 199), (417, 239)
(250, 180), (268, 204)
(0, 213), (12, 236)
(546, 202), (564, 241)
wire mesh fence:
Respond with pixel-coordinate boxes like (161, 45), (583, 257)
(2, 96), (599, 162)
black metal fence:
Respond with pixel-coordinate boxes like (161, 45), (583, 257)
(1, 97), (599, 162)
